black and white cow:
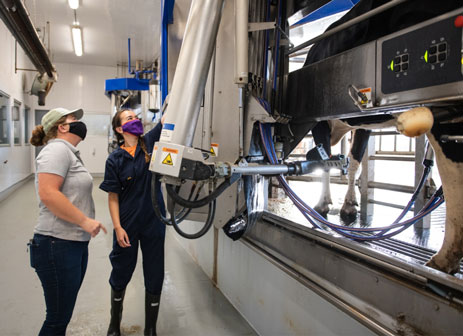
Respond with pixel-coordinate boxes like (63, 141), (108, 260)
(303, 0), (463, 274)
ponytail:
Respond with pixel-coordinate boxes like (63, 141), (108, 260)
(139, 136), (150, 163)
(30, 125), (46, 146)
(30, 115), (67, 146)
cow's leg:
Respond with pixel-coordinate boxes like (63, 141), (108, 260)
(314, 171), (332, 216)
(340, 129), (371, 223)
(425, 124), (463, 274)
(312, 121), (332, 217)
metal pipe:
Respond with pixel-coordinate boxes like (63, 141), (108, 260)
(369, 155), (414, 162)
(374, 150), (415, 156)
(0, 0), (54, 77)
(161, 0), (225, 147)
(15, 67), (39, 72)
(238, 87), (244, 157)
(368, 181), (415, 193)
(128, 38), (132, 74)
(47, 21), (50, 56)
(231, 164), (289, 175)
(204, 49), (216, 150)
(234, 0), (248, 86)
(368, 199), (408, 210)
(287, 0), (409, 56)
(161, 14), (168, 104)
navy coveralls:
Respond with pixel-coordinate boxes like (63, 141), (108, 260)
(100, 123), (166, 295)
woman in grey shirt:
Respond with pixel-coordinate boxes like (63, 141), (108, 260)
(29, 107), (107, 335)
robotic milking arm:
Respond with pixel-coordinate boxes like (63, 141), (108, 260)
(149, 0), (348, 239)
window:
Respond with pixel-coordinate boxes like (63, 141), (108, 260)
(0, 93), (10, 146)
(24, 106), (30, 145)
(13, 101), (21, 145)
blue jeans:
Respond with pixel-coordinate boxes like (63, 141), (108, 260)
(29, 234), (89, 335)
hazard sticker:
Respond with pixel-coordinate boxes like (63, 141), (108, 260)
(210, 143), (219, 157)
(162, 153), (174, 165)
(359, 88), (373, 108)
(161, 147), (178, 166)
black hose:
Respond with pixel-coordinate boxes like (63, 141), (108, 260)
(151, 173), (205, 226)
(165, 174), (240, 209)
(174, 183), (206, 222)
(409, 166), (431, 204)
(168, 197), (216, 239)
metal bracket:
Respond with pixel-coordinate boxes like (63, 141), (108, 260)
(440, 135), (463, 143)
(248, 21), (276, 32)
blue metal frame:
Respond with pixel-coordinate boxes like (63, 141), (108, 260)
(291, 0), (360, 26)
(105, 78), (150, 96)
(161, 0), (175, 105)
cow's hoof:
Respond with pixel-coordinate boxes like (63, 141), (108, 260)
(314, 205), (329, 219)
(340, 204), (358, 224)
(425, 256), (461, 275)
(340, 211), (357, 225)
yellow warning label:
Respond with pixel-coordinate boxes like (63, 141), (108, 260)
(162, 153), (173, 165)
(210, 143), (219, 157)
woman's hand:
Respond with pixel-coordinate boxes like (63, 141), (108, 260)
(81, 217), (107, 237)
(115, 227), (131, 248)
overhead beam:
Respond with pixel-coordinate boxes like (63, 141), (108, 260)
(0, 0), (55, 77)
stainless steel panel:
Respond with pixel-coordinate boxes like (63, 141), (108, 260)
(208, 0), (243, 228)
(286, 41), (377, 121)
(376, 8), (463, 107)
(245, 212), (463, 335)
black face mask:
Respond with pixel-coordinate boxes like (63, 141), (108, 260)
(68, 121), (87, 140)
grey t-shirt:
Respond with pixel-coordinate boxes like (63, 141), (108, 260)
(34, 139), (95, 241)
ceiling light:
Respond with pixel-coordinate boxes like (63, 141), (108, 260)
(68, 0), (79, 10)
(71, 25), (83, 56)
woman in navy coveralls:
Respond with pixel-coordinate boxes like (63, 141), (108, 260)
(100, 109), (165, 336)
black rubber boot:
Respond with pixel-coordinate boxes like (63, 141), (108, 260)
(144, 291), (161, 336)
(107, 288), (125, 336)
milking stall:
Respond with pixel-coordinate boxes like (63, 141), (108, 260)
(0, 0), (462, 335)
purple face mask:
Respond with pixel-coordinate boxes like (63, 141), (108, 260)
(122, 119), (144, 136)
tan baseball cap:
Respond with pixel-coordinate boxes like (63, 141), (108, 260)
(41, 107), (84, 134)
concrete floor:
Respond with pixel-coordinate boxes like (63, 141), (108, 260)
(0, 177), (257, 336)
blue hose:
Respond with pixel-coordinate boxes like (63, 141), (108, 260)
(257, 120), (444, 241)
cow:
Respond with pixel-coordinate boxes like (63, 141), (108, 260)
(302, 0), (463, 274)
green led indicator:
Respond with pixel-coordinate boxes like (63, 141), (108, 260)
(390, 60), (394, 71)
(424, 50), (428, 63)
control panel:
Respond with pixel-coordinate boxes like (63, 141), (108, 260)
(380, 11), (463, 95)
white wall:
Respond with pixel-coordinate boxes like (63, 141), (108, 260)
(0, 18), (117, 194)
(39, 62), (116, 175)
(0, 20), (36, 193)
(172, 225), (375, 336)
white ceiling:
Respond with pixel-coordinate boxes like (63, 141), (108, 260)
(24, 0), (162, 68)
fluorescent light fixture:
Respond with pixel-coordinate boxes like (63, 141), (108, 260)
(71, 25), (83, 56)
(68, 0), (79, 10)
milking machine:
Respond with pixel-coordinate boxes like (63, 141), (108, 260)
(145, 1), (463, 334)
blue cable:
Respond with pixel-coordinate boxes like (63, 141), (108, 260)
(263, 121), (443, 238)
(257, 120), (444, 241)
